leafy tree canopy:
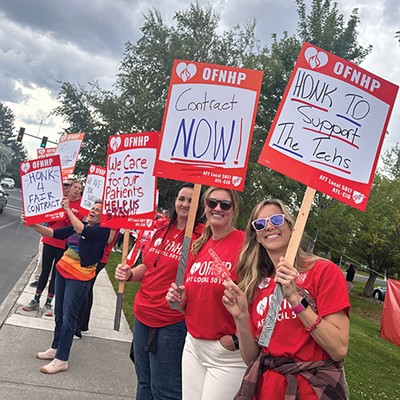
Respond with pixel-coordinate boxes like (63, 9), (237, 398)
(0, 102), (27, 180)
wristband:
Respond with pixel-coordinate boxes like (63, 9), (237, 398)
(305, 315), (322, 333)
(231, 333), (239, 350)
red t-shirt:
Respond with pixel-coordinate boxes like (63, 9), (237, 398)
(249, 259), (350, 399)
(184, 229), (245, 340)
(42, 199), (85, 249)
(134, 223), (204, 328)
(155, 217), (170, 230)
(101, 229), (120, 264)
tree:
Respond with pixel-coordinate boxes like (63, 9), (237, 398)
(0, 103), (27, 179)
(309, 170), (400, 296)
(380, 142), (400, 179)
(51, 1), (371, 224)
(118, 4), (265, 210)
(242, 0), (372, 226)
(296, 0), (372, 63)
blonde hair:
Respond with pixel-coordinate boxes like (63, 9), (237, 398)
(237, 199), (320, 303)
(191, 187), (239, 255)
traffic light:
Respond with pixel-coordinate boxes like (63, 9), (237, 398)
(40, 136), (48, 148)
(16, 127), (25, 142)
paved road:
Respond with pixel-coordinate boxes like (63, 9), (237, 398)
(0, 188), (39, 304)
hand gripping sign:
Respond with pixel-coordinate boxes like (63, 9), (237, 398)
(20, 154), (65, 225)
(155, 60), (263, 308)
(257, 42), (398, 347)
(154, 60), (263, 191)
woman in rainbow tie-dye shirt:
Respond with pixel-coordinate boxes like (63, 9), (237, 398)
(23, 198), (110, 374)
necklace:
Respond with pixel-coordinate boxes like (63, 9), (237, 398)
(209, 227), (235, 253)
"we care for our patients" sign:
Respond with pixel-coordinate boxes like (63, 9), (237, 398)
(154, 60), (263, 191)
(258, 42), (398, 211)
(101, 132), (159, 230)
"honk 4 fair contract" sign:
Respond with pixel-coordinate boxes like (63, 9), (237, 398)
(20, 154), (65, 225)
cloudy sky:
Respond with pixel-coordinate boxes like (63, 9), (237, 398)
(1, 0), (399, 161)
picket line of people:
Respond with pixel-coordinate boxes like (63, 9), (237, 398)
(23, 178), (350, 400)
(116, 187), (350, 400)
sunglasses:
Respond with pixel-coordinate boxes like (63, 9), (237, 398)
(206, 198), (233, 211)
(251, 214), (285, 231)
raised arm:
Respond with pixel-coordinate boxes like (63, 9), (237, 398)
(275, 258), (349, 361)
(61, 197), (84, 234)
(21, 215), (54, 238)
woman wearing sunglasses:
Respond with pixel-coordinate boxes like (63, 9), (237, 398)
(222, 199), (350, 400)
(166, 186), (247, 400)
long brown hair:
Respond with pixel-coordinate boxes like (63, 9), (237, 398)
(237, 199), (320, 303)
(191, 187), (239, 255)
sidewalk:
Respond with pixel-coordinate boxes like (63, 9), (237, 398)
(0, 255), (137, 400)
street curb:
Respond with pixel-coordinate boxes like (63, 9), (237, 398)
(0, 254), (38, 329)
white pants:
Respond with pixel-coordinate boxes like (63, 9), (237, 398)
(182, 333), (247, 400)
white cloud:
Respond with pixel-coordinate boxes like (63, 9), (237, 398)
(0, 0), (399, 162)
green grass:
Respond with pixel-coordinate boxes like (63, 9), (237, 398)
(106, 255), (400, 399)
(106, 252), (140, 329)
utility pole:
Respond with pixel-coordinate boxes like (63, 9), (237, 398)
(37, 119), (43, 137)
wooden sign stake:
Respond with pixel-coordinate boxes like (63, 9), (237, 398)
(114, 229), (131, 331)
(170, 183), (202, 309)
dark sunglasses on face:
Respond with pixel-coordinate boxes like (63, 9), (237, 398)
(251, 214), (285, 231)
(206, 198), (233, 211)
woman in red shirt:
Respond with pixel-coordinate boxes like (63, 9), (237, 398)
(166, 186), (247, 400)
(115, 183), (204, 400)
(222, 199), (350, 399)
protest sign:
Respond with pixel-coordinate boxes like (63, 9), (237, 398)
(80, 164), (106, 216)
(101, 132), (159, 230)
(154, 60), (263, 191)
(20, 154), (64, 225)
(258, 42), (398, 211)
(56, 132), (85, 181)
(37, 147), (57, 159)
(106, 132), (160, 330)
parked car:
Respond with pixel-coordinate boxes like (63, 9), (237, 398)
(373, 286), (386, 301)
(0, 177), (15, 189)
(0, 185), (9, 213)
